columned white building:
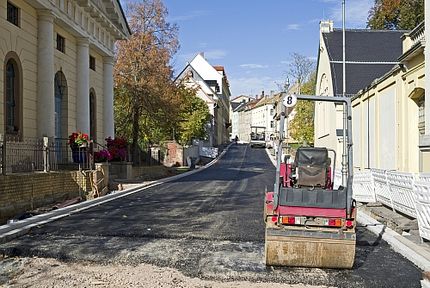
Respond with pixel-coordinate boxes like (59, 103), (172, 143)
(0, 0), (130, 142)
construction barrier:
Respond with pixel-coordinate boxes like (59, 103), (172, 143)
(334, 169), (430, 240)
(352, 170), (376, 203)
(414, 173), (430, 240)
(387, 171), (416, 218)
(371, 169), (394, 208)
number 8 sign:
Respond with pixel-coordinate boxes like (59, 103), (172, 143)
(282, 94), (297, 108)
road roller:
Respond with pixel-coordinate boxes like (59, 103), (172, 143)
(264, 94), (356, 268)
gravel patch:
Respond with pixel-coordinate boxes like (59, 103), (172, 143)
(0, 257), (328, 288)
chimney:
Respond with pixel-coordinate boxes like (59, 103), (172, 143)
(320, 20), (333, 33)
(199, 52), (205, 58)
(261, 90), (265, 98)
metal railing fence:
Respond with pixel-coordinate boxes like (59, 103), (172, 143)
(0, 135), (104, 175)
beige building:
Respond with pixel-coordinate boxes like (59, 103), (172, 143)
(352, 23), (428, 172)
(0, 0), (130, 143)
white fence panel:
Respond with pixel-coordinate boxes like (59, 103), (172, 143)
(371, 169), (393, 208)
(333, 169), (342, 189)
(414, 173), (430, 240)
(352, 170), (376, 203)
(386, 171), (416, 218)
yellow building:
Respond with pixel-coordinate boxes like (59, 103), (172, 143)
(314, 20), (430, 172)
(0, 0), (130, 143)
(352, 23), (428, 172)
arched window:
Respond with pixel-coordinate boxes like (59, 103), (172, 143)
(89, 89), (96, 141)
(4, 54), (21, 135)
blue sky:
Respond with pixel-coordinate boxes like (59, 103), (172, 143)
(121, 0), (374, 96)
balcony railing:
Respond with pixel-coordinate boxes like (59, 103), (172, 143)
(409, 21), (425, 46)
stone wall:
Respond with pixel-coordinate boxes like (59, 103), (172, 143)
(0, 171), (91, 223)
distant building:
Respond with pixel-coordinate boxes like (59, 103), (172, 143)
(0, 0), (130, 142)
(231, 95), (253, 104)
(230, 95), (253, 140)
(237, 98), (260, 142)
(251, 94), (277, 141)
(175, 53), (231, 146)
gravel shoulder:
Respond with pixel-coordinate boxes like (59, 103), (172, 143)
(0, 257), (327, 288)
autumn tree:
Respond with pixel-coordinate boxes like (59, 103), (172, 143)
(114, 0), (179, 159)
(367, 0), (424, 30)
(174, 84), (210, 145)
(285, 53), (315, 145)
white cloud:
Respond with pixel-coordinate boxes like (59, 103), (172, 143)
(169, 10), (208, 22)
(240, 64), (268, 69)
(205, 49), (227, 60)
(329, 0), (373, 27)
(286, 24), (300, 30)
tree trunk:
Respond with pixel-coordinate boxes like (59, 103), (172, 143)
(131, 108), (140, 165)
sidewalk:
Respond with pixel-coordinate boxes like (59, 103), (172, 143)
(264, 147), (430, 282)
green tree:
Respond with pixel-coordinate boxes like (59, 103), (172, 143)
(285, 53), (315, 145)
(289, 72), (316, 145)
(175, 85), (210, 145)
(367, 0), (424, 30)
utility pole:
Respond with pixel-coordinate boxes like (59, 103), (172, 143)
(342, 0), (348, 187)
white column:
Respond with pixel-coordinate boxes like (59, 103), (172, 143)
(37, 10), (55, 137)
(76, 38), (90, 133)
(103, 56), (115, 138)
(426, 1), (430, 135)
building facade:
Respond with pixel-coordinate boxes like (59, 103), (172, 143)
(314, 20), (406, 168)
(352, 23), (428, 172)
(175, 53), (231, 146)
(1, 0), (130, 143)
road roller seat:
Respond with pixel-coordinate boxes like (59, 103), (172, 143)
(293, 147), (329, 188)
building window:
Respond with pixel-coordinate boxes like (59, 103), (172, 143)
(89, 56), (96, 71)
(5, 59), (20, 134)
(270, 121), (275, 128)
(418, 98), (425, 135)
(56, 34), (65, 53)
(7, 2), (19, 27)
(270, 108), (274, 116)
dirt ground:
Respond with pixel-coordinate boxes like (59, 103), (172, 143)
(0, 257), (328, 288)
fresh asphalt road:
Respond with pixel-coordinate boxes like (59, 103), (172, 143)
(0, 144), (423, 287)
